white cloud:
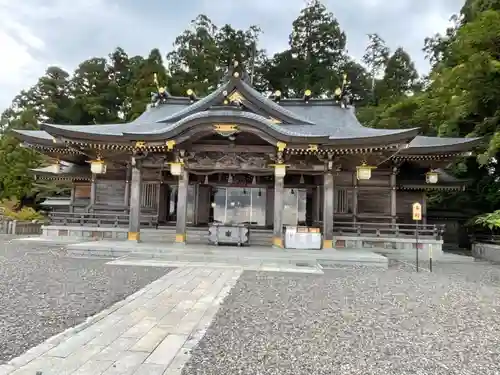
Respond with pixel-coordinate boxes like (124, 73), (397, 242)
(0, 0), (464, 112)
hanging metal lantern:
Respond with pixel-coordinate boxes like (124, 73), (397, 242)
(425, 170), (439, 184)
(356, 162), (376, 180)
(90, 159), (107, 174)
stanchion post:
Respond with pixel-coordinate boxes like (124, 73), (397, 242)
(412, 202), (422, 273)
(415, 220), (419, 272)
(429, 243), (433, 272)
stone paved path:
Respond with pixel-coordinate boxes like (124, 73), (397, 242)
(0, 267), (242, 375)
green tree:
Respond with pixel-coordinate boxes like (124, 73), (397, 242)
(363, 33), (390, 103)
(70, 57), (119, 124)
(167, 15), (221, 97)
(128, 49), (168, 120)
(265, 0), (347, 96)
(377, 48), (419, 102)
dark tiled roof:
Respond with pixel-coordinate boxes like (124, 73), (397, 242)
(10, 73), (479, 152)
(402, 135), (482, 153)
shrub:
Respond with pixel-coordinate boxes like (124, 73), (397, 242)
(0, 199), (44, 221)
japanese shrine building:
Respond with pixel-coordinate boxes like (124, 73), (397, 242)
(13, 64), (481, 250)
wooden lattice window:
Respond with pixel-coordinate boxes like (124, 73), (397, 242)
(335, 188), (348, 213)
(141, 182), (158, 210)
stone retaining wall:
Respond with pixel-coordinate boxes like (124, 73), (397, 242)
(334, 235), (444, 258)
(472, 242), (500, 262)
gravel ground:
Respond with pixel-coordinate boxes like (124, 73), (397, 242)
(183, 264), (500, 375)
(0, 239), (170, 362)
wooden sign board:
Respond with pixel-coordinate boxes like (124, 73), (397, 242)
(412, 202), (422, 221)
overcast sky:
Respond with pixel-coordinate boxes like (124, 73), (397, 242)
(0, 0), (464, 112)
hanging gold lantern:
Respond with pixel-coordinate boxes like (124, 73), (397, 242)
(425, 170), (439, 184)
(90, 159), (107, 174)
(356, 162), (376, 180)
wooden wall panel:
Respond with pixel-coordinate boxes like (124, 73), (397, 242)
(96, 180), (126, 206)
(74, 183), (91, 199)
(358, 188), (391, 214)
(396, 191), (422, 223)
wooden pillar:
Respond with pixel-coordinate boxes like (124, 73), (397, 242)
(323, 171), (334, 249)
(124, 164), (131, 207)
(352, 172), (358, 223)
(175, 169), (189, 244)
(128, 164), (142, 241)
(273, 175), (285, 248)
(390, 168), (397, 225)
(90, 174), (97, 211)
(69, 183), (76, 213)
(422, 191), (427, 225)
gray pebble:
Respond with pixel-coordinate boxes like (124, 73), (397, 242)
(0, 239), (170, 362)
(183, 264), (500, 375)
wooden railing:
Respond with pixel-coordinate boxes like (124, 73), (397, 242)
(0, 220), (44, 235)
(48, 212), (159, 228)
(333, 221), (445, 240)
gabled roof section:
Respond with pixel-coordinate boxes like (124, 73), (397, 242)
(12, 130), (62, 146)
(401, 136), (483, 154)
(152, 76), (315, 125)
(30, 163), (91, 179)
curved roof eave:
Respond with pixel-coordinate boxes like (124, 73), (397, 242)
(324, 127), (420, 147)
(401, 136), (483, 154)
(11, 129), (64, 146)
(40, 123), (127, 142)
(122, 110), (329, 143)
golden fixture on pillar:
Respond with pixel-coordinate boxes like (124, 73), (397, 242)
(304, 89), (312, 102)
(166, 140), (176, 151)
(356, 162), (376, 180)
(134, 141), (147, 149)
(187, 89), (196, 101)
(270, 163), (287, 178)
(169, 162), (183, 176)
(425, 170), (439, 184)
(276, 141), (287, 152)
(273, 90), (281, 103)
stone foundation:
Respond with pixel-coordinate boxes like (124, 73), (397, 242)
(472, 242), (500, 262)
(42, 225), (128, 241)
(334, 235), (444, 259)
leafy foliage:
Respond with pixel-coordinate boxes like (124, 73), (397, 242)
(1, 0), (499, 221)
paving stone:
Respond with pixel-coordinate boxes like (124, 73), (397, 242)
(70, 359), (114, 375)
(132, 363), (168, 375)
(122, 318), (158, 338)
(6, 268), (242, 375)
(101, 351), (149, 375)
(145, 335), (188, 366)
(130, 327), (170, 353)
